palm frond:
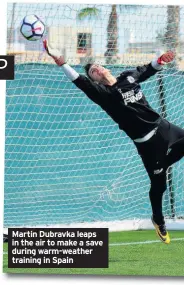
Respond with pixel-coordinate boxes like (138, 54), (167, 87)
(77, 7), (100, 20)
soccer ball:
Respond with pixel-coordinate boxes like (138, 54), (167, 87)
(20, 15), (45, 41)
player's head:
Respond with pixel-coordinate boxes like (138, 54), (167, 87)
(84, 63), (111, 83)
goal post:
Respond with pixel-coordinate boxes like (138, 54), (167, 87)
(5, 3), (184, 231)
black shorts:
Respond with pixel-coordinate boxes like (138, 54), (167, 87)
(134, 119), (184, 177)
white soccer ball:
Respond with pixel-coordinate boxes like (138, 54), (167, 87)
(20, 15), (45, 41)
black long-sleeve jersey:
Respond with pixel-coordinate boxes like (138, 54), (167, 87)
(73, 63), (162, 140)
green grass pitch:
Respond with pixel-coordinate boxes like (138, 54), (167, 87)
(3, 230), (184, 276)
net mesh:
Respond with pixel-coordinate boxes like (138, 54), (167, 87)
(5, 4), (184, 227)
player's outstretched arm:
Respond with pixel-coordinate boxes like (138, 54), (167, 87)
(43, 39), (66, 65)
(43, 39), (104, 104)
(43, 39), (80, 81)
(135, 50), (175, 83)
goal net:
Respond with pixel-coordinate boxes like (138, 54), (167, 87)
(5, 3), (184, 230)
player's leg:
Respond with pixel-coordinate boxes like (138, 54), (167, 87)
(149, 171), (167, 225)
(134, 120), (171, 243)
(165, 123), (184, 168)
(141, 157), (170, 244)
(166, 137), (184, 167)
(150, 173), (170, 244)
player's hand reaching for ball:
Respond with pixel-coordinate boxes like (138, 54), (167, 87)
(43, 39), (66, 66)
(157, 51), (175, 65)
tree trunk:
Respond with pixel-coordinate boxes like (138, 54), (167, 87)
(104, 4), (118, 64)
(165, 5), (180, 68)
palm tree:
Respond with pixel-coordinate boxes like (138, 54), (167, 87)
(77, 5), (142, 64)
(77, 5), (119, 64)
(104, 5), (118, 64)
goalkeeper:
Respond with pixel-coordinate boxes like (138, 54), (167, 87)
(43, 40), (184, 244)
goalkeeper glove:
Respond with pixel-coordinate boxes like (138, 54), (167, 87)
(157, 51), (175, 65)
(43, 39), (66, 66)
